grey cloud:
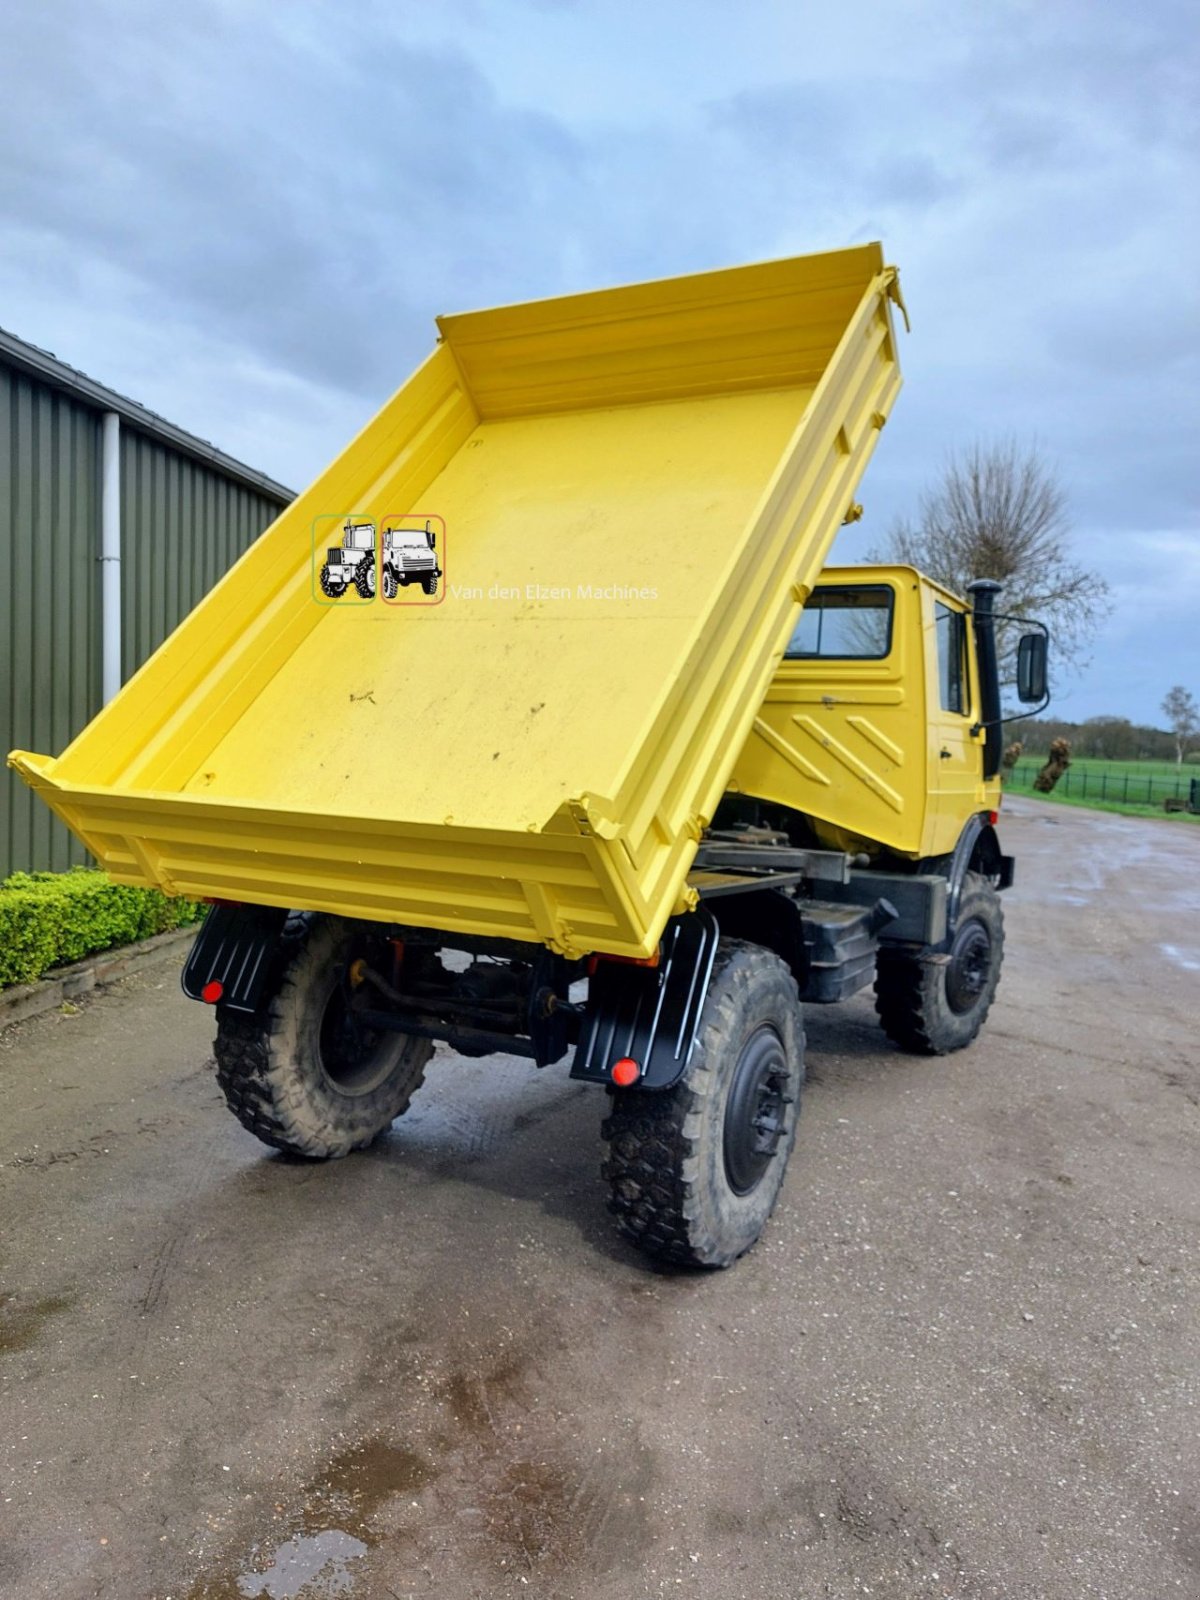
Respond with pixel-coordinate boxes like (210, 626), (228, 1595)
(0, 2), (589, 396)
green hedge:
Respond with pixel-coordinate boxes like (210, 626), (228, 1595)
(0, 868), (203, 990)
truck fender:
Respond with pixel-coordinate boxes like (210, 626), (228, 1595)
(570, 907), (720, 1091)
(181, 902), (290, 1013)
(944, 813), (1014, 932)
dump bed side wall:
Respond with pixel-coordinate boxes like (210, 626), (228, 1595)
(438, 245), (885, 416)
(49, 346), (476, 790)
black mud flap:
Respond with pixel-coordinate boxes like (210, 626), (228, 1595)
(571, 906), (720, 1091)
(181, 903), (289, 1014)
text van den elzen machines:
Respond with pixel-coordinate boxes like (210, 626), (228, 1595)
(450, 582), (660, 602)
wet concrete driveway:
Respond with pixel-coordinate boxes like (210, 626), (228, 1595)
(1, 798), (1197, 1599)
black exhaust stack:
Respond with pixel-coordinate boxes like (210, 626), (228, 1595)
(967, 579), (1003, 780)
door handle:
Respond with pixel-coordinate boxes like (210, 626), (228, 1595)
(939, 747), (953, 760)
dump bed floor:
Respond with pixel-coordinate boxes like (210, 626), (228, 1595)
(198, 389), (808, 827)
(12, 245), (903, 957)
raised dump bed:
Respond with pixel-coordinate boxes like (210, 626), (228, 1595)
(11, 244), (904, 958)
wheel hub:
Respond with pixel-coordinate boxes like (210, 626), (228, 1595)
(317, 983), (391, 1095)
(723, 1024), (791, 1196)
(945, 919), (992, 1015)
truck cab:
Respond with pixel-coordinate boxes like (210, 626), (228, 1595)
(731, 565), (1001, 863)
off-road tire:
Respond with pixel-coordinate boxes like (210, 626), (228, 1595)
(601, 940), (804, 1269)
(382, 567), (397, 600)
(355, 560), (376, 600)
(319, 565), (345, 598)
(422, 574), (438, 596)
(213, 914), (432, 1158)
(874, 871), (1004, 1055)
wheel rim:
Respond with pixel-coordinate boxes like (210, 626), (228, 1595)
(945, 918), (993, 1015)
(723, 1024), (791, 1196)
(315, 983), (393, 1095)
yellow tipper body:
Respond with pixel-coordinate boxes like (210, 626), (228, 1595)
(10, 245), (904, 959)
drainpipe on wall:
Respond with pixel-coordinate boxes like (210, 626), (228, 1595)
(100, 411), (121, 704)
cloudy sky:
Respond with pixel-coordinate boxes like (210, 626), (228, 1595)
(1, 0), (1195, 723)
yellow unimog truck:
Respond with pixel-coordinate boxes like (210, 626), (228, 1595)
(10, 244), (1048, 1269)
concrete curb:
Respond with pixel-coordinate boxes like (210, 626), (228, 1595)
(0, 925), (199, 1030)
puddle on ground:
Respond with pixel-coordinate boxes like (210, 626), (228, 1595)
(313, 1438), (436, 1530)
(188, 1352), (650, 1596)
(0, 1292), (73, 1354)
(236, 1530), (366, 1599)
(186, 1439), (438, 1600)
(1160, 943), (1200, 973)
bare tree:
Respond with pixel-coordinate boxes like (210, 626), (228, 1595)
(872, 439), (1109, 677)
(1161, 685), (1198, 765)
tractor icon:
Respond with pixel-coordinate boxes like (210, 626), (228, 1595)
(319, 520), (376, 599)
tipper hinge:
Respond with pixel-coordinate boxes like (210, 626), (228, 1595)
(883, 265), (911, 333)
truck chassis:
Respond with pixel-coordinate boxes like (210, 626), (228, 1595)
(184, 814), (1011, 1268)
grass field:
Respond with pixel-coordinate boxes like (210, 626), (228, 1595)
(1006, 755), (1199, 821)
(1018, 756), (1188, 778)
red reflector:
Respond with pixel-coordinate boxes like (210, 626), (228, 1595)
(611, 1057), (640, 1087)
(988, 809), (1000, 825)
(201, 980), (224, 1004)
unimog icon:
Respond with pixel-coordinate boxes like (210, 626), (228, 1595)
(319, 520), (376, 599)
(381, 521), (441, 597)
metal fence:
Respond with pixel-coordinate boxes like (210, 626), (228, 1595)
(1007, 761), (1197, 807)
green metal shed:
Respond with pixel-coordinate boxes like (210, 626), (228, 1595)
(0, 328), (294, 876)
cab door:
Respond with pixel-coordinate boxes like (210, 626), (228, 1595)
(927, 594), (983, 854)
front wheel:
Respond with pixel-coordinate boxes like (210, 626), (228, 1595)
(874, 871), (1004, 1054)
(422, 574), (438, 596)
(601, 940), (804, 1269)
(214, 915), (432, 1158)
(382, 566), (397, 599)
(319, 565), (345, 598)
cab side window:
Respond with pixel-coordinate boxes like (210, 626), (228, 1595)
(935, 602), (967, 714)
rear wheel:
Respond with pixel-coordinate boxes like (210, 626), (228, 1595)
(601, 940), (804, 1268)
(355, 560), (376, 599)
(214, 915), (431, 1158)
(874, 871), (1004, 1054)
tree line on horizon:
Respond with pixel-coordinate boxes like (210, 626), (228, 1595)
(1005, 713), (1199, 764)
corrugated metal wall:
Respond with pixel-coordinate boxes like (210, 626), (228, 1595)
(120, 432), (284, 675)
(1, 361), (287, 877)
(1, 365), (102, 873)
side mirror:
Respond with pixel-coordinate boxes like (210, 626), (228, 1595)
(426, 530), (436, 549)
(1017, 631), (1048, 703)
